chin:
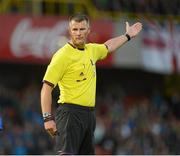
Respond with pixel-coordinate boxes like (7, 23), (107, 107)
(75, 42), (84, 46)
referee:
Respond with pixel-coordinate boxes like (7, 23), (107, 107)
(40, 13), (142, 155)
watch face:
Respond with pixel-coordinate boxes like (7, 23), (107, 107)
(43, 112), (51, 118)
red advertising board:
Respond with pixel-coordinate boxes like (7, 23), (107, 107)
(0, 14), (114, 66)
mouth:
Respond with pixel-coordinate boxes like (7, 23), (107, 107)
(76, 37), (83, 40)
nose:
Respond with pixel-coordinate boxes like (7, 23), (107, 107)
(76, 29), (81, 36)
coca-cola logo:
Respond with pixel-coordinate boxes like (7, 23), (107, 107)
(10, 18), (69, 58)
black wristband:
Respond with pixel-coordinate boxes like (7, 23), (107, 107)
(125, 34), (131, 41)
(43, 115), (54, 122)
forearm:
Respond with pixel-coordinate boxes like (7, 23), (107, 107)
(104, 34), (128, 53)
(41, 92), (52, 114)
(40, 84), (53, 114)
(105, 22), (142, 53)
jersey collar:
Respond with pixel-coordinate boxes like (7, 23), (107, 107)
(68, 42), (85, 51)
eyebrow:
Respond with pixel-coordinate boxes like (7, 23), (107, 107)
(72, 28), (86, 30)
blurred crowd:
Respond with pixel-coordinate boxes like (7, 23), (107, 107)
(0, 82), (54, 155)
(0, 79), (180, 155)
(92, 0), (180, 15)
(95, 85), (180, 154)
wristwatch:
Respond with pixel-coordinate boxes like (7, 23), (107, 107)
(125, 33), (131, 41)
(43, 112), (51, 118)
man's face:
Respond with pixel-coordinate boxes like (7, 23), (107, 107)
(69, 20), (90, 47)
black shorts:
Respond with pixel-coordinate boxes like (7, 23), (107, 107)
(55, 103), (96, 155)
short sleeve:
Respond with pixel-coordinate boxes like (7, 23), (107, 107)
(43, 51), (68, 87)
(90, 43), (108, 62)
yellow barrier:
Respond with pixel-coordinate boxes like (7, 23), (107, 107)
(0, 0), (179, 22)
(0, 0), (100, 18)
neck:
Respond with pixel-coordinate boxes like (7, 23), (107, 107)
(69, 41), (85, 49)
(68, 42), (84, 50)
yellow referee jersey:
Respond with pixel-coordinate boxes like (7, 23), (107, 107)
(43, 43), (108, 107)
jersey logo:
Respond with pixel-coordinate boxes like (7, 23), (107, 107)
(77, 71), (86, 82)
(76, 78), (87, 82)
(79, 72), (84, 76)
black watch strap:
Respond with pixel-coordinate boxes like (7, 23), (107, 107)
(125, 34), (131, 41)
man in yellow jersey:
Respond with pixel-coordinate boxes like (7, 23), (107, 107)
(40, 13), (142, 155)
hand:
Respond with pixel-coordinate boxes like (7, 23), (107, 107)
(126, 22), (142, 38)
(44, 120), (57, 138)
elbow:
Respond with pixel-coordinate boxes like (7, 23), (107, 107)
(104, 42), (116, 53)
(41, 83), (53, 98)
(104, 43), (113, 53)
(40, 86), (45, 98)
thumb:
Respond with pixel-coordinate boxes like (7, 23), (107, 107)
(126, 22), (129, 32)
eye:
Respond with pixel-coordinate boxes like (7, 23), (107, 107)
(80, 28), (86, 31)
(72, 28), (78, 31)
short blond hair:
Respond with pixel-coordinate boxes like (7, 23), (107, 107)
(69, 13), (89, 25)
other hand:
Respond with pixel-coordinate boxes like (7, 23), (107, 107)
(44, 120), (57, 138)
(126, 22), (142, 38)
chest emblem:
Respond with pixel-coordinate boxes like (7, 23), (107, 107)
(79, 72), (84, 76)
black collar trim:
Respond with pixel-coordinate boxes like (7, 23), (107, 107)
(68, 42), (85, 51)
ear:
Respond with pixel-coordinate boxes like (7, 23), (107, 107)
(68, 26), (72, 36)
(87, 27), (90, 35)
(68, 22), (72, 33)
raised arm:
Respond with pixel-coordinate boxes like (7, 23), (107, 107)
(104, 22), (142, 53)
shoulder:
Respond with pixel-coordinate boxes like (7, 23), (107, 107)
(86, 43), (106, 49)
(53, 44), (70, 58)
(86, 43), (108, 53)
(50, 44), (71, 64)
(86, 43), (100, 47)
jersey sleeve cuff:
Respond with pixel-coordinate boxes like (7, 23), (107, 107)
(104, 43), (109, 52)
(42, 80), (54, 88)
